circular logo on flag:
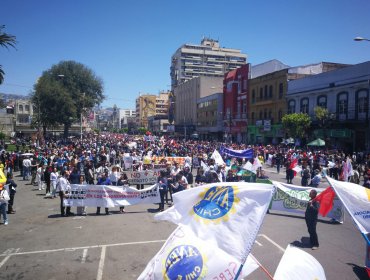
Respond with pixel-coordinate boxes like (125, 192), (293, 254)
(192, 186), (238, 221)
(163, 245), (206, 280)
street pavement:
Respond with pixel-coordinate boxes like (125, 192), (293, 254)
(0, 166), (368, 280)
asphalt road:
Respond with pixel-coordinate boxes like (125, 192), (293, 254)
(0, 166), (368, 280)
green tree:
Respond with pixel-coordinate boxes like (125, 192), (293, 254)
(282, 113), (311, 139)
(32, 61), (104, 137)
(314, 106), (329, 124)
(0, 25), (17, 84)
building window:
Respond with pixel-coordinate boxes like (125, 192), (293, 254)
(251, 112), (255, 123)
(337, 92), (348, 120)
(269, 85), (273, 98)
(317, 95), (327, 108)
(264, 85), (268, 99)
(252, 90), (255, 104)
(259, 88), (263, 100)
(288, 100), (296, 114)
(264, 109), (267, 119)
(242, 101), (247, 114)
(259, 111), (263, 119)
(279, 83), (284, 99)
(18, 105), (23, 112)
(356, 89), (368, 120)
(300, 98), (309, 114)
(268, 110), (272, 119)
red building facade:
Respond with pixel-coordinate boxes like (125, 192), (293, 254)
(223, 64), (250, 143)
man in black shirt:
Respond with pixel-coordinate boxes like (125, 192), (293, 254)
(305, 189), (320, 250)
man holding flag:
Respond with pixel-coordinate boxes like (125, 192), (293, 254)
(305, 189), (320, 250)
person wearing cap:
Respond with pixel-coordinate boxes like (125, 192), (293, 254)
(0, 183), (10, 225)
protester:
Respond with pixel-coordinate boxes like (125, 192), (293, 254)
(0, 183), (9, 225)
(305, 189), (319, 250)
(56, 170), (74, 217)
(96, 171), (111, 215)
(6, 173), (17, 214)
(157, 170), (168, 212)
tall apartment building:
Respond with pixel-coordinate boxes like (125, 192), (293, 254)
(170, 38), (247, 89)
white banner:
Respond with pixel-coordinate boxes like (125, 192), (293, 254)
(126, 169), (165, 185)
(64, 184), (160, 207)
(155, 182), (276, 264)
(274, 245), (326, 280)
(138, 226), (259, 280)
(327, 177), (370, 234)
(271, 181), (344, 222)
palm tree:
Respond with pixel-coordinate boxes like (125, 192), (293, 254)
(0, 25), (17, 84)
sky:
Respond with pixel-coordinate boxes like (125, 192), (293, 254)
(0, 0), (369, 109)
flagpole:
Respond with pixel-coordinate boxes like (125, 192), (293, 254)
(234, 255), (274, 280)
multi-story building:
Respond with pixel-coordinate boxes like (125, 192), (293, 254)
(287, 61), (370, 152)
(174, 76), (223, 137)
(197, 92), (223, 141)
(223, 64), (250, 143)
(170, 38), (247, 90)
(247, 61), (349, 144)
(136, 92), (169, 129)
(118, 109), (136, 129)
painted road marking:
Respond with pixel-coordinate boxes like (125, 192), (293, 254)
(0, 248), (20, 269)
(81, 248), (88, 264)
(96, 246), (106, 280)
(0, 239), (167, 257)
(258, 234), (285, 253)
(255, 240), (263, 246)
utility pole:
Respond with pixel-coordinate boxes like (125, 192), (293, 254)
(80, 92), (85, 141)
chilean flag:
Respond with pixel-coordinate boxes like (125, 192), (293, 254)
(313, 186), (336, 217)
(289, 158), (300, 176)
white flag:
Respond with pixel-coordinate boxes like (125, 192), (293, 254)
(211, 149), (225, 166)
(243, 161), (253, 172)
(200, 160), (209, 172)
(327, 177), (370, 234)
(155, 182), (275, 263)
(138, 226), (259, 280)
(274, 245), (326, 280)
(251, 157), (262, 174)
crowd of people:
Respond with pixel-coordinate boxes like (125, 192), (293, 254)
(0, 133), (370, 224)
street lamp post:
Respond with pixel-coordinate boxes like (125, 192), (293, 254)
(80, 92), (85, 141)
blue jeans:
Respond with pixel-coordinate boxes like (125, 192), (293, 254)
(0, 203), (8, 223)
(23, 166), (30, 180)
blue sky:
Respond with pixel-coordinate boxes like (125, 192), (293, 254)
(1, 0), (369, 109)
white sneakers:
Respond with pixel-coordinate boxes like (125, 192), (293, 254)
(4, 221), (8, 225)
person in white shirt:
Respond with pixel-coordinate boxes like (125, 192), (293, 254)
(50, 167), (59, 198)
(36, 164), (44, 191)
(56, 171), (74, 217)
(22, 156), (32, 181)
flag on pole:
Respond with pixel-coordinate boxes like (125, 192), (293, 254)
(274, 245), (326, 280)
(289, 158), (299, 176)
(313, 186), (336, 217)
(200, 161), (209, 172)
(137, 226), (259, 280)
(155, 182), (275, 264)
(327, 177), (370, 234)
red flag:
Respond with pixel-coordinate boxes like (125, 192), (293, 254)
(313, 187), (336, 217)
(289, 158), (298, 176)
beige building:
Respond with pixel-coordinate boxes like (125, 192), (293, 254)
(171, 38), (247, 89)
(135, 92), (169, 129)
(174, 76), (223, 136)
